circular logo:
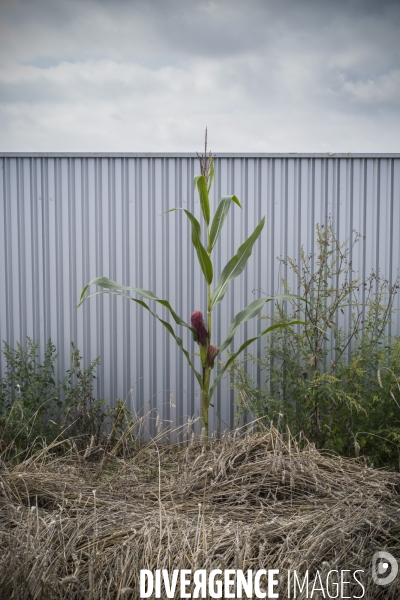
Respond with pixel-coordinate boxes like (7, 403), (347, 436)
(372, 551), (398, 586)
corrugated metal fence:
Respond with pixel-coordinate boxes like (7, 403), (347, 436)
(1, 153), (400, 441)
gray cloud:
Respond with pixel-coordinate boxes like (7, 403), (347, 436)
(0, 0), (399, 151)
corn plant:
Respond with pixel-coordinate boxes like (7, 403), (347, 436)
(78, 137), (303, 435)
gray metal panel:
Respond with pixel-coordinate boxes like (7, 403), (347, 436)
(1, 155), (400, 442)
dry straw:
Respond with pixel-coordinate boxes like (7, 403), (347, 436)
(0, 426), (399, 599)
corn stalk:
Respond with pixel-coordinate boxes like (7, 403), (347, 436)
(78, 133), (304, 436)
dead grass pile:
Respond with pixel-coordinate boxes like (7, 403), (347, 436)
(0, 427), (399, 599)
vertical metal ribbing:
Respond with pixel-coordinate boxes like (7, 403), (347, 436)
(335, 158), (342, 359)
(212, 156), (221, 434)
(230, 158), (236, 433)
(185, 157), (194, 423)
(265, 157), (275, 418)
(310, 158), (316, 274)
(81, 158), (90, 377)
(361, 158), (368, 330)
(348, 158), (354, 354)
(68, 158), (76, 353)
(393, 160), (400, 336)
(212, 157), (222, 434)
(189, 156), (199, 435)
(54, 158), (64, 383)
(134, 158), (143, 418)
(121, 157), (130, 409)
(17, 158), (26, 345)
(270, 158), (275, 297)
(256, 157), (262, 391)
(0, 158), (3, 363)
(239, 157), (249, 433)
(30, 158), (39, 342)
(283, 157), (288, 286)
(109, 158), (117, 407)
(388, 158), (395, 339)
(293, 158), (303, 426)
(94, 158), (103, 400)
(149, 157), (157, 439)
(161, 157), (170, 440)
(175, 157), (183, 441)
(40, 158), (49, 347)
(3, 159), (13, 346)
(334, 157), (340, 245)
(324, 157), (329, 224)
(375, 159), (381, 296)
(1, 155), (400, 441)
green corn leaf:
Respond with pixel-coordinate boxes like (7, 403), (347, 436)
(219, 294), (306, 354)
(166, 208), (213, 284)
(194, 174), (210, 225)
(218, 298), (267, 354)
(209, 195), (241, 252)
(78, 277), (192, 330)
(208, 320), (305, 403)
(207, 158), (215, 194)
(77, 281), (203, 388)
(210, 216), (265, 310)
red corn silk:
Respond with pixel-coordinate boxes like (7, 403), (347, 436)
(207, 344), (218, 368)
(190, 310), (209, 346)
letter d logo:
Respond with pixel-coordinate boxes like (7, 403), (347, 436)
(372, 551), (398, 586)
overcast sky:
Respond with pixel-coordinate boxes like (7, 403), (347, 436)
(0, 0), (399, 152)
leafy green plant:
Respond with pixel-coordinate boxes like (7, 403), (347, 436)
(78, 133), (303, 435)
(0, 338), (107, 458)
(359, 346), (400, 468)
(228, 220), (399, 464)
(0, 338), (59, 457)
(60, 342), (106, 445)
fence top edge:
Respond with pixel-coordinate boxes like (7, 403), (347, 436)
(1, 152), (400, 159)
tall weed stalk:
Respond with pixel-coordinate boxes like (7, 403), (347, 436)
(229, 221), (400, 466)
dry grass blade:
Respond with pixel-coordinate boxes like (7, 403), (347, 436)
(0, 427), (399, 599)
